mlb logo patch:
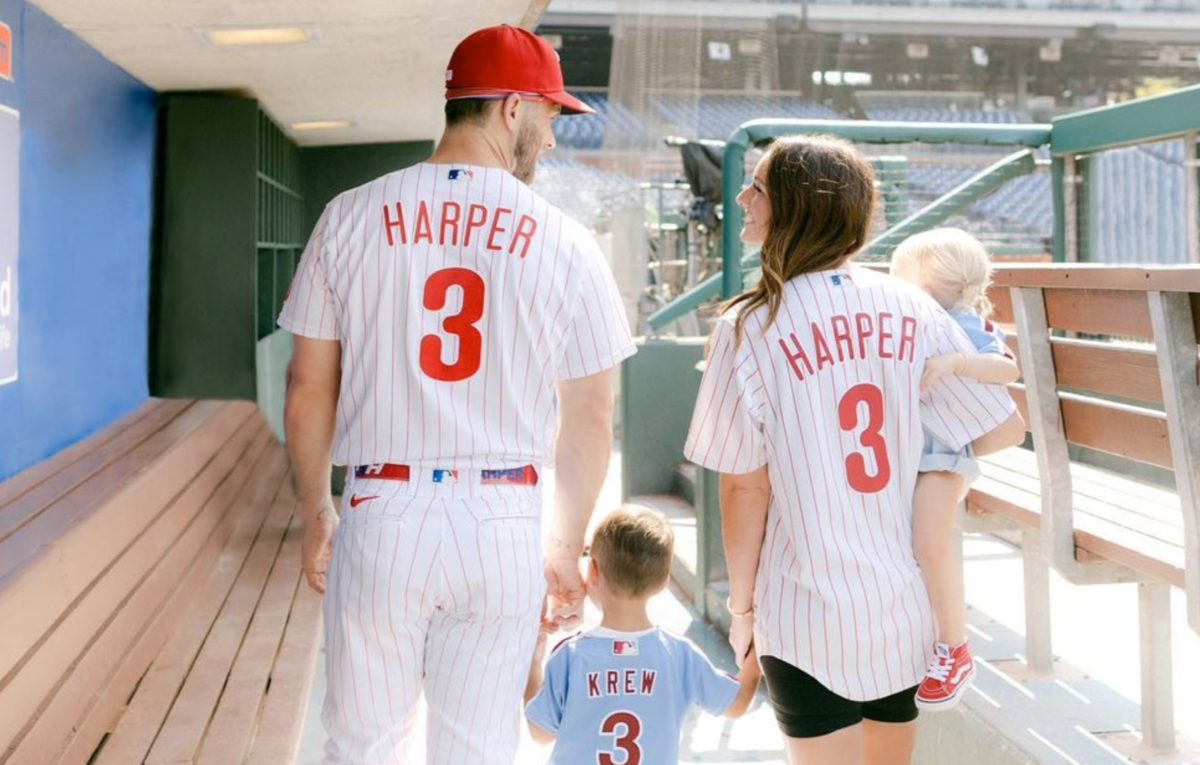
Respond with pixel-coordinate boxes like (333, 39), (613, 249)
(447, 168), (474, 181)
(612, 640), (638, 656)
(831, 273), (854, 287)
(431, 469), (459, 484)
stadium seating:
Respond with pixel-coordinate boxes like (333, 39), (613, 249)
(532, 158), (643, 229)
(655, 94), (843, 140)
(552, 91), (653, 150)
(866, 107), (1022, 123)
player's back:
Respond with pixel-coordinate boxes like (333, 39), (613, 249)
(527, 627), (737, 765)
(283, 162), (633, 470)
(689, 264), (1000, 578)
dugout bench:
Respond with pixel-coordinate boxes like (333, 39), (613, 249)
(964, 264), (1200, 751)
(0, 400), (321, 765)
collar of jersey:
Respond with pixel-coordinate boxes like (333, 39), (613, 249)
(587, 626), (659, 639)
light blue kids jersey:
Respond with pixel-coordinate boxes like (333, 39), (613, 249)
(527, 626), (739, 765)
(948, 308), (1009, 355)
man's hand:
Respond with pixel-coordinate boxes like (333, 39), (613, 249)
(729, 613), (754, 669)
(543, 554), (586, 631)
(302, 503), (338, 594)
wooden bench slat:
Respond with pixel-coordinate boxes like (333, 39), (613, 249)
(1051, 338), (1164, 405)
(245, 571), (323, 765)
(0, 402), (255, 687)
(1009, 385), (1172, 468)
(144, 472), (300, 765)
(1060, 396), (1172, 469)
(992, 264), (1200, 293)
(0, 416), (266, 745)
(0, 400), (193, 546)
(984, 448), (1181, 527)
(196, 504), (304, 765)
(990, 286), (1013, 325)
(0, 399), (172, 517)
(978, 456), (1184, 548)
(54, 446), (289, 765)
(1073, 516), (1186, 587)
(88, 453), (291, 765)
(3, 422), (274, 765)
(1044, 287), (1153, 339)
(967, 474), (1185, 585)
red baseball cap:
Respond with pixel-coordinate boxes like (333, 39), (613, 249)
(445, 25), (595, 115)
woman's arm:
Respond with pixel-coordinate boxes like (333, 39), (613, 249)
(719, 466), (770, 666)
(922, 351), (1020, 393)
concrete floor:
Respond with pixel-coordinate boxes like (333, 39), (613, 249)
(295, 451), (1200, 764)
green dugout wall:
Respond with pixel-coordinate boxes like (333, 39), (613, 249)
(151, 92), (433, 436)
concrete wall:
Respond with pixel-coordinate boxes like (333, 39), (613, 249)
(0, 0), (156, 481)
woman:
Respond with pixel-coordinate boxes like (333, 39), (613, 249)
(684, 135), (1023, 765)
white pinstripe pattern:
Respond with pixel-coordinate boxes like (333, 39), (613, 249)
(684, 265), (1014, 702)
(278, 163), (635, 470)
(281, 162), (635, 764)
(321, 476), (545, 765)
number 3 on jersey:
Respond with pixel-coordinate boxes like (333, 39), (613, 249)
(598, 711), (641, 765)
(419, 267), (485, 382)
(838, 383), (891, 493)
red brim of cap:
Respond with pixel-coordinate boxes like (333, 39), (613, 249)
(446, 87), (596, 116)
(545, 90), (596, 116)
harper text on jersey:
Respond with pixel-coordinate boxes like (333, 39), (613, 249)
(779, 312), (918, 382)
(587, 669), (658, 698)
(382, 200), (538, 258)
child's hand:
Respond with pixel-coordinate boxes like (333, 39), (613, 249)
(739, 644), (761, 680)
(921, 353), (963, 394)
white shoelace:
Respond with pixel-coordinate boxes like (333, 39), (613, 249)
(925, 653), (953, 681)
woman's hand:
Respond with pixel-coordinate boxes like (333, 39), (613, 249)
(729, 611), (755, 668)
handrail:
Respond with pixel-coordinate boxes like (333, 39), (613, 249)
(992, 263), (1200, 291)
(650, 124), (1054, 330)
(1050, 82), (1200, 155)
(721, 120), (1053, 298)
(861, 149), (1039, 258)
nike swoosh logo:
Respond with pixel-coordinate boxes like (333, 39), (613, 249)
(349, 494), (380, 508)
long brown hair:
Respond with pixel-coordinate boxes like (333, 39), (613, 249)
(723, 135), (877, 341)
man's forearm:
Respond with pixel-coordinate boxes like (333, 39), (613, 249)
(550, 405), (612, 555)
(285, 384), (339, 517)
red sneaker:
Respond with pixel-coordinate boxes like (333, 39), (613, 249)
(915, 641), (974, 711)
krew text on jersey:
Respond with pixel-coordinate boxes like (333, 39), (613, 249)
(382, 200), (538, 258)
(778, 312), (918, 382)
(586, 669), (658, 699)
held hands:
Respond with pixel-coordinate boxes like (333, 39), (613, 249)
(543, 553), (586, 632)
(728, 602), (755, 669)
(301, 502), (338, 594)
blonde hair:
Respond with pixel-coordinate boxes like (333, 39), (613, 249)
(890, 227), (995, 318)
(590, 505), (674, 597)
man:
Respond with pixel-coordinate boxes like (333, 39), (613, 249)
(280, 25), (634, 765)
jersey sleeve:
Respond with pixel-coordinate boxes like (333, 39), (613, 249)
(278, 204), (340, 340)
(525, 645), (571, 735)
(953, 310), (1004, 355)
(683, 317), (768, 474)
(556, 235), (637, 380)
(683, 641), (740, 716)
(921, 309), (1017, 450)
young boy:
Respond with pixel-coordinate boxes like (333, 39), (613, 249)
(525, 505), (760, 764)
